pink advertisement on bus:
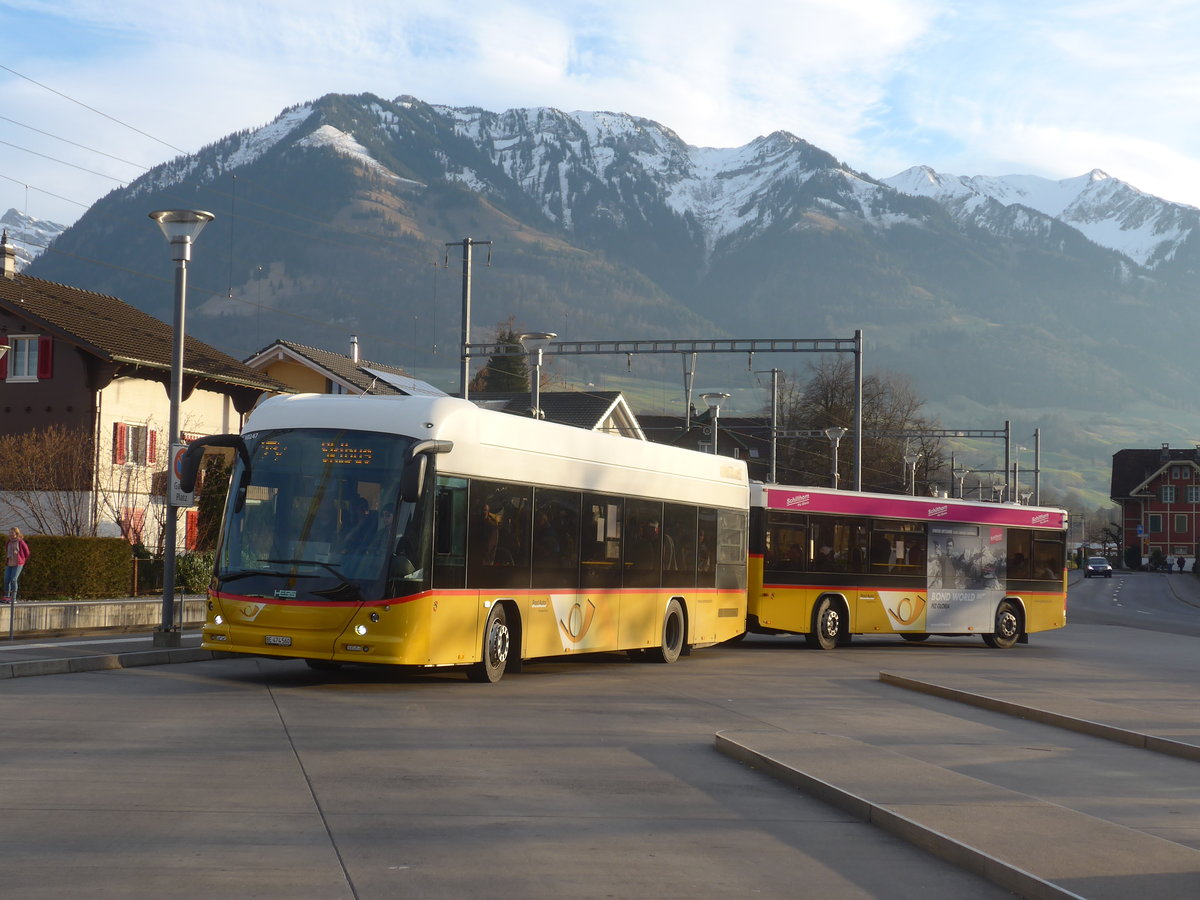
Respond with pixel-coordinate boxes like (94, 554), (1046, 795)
(764, 487), (1066, 530)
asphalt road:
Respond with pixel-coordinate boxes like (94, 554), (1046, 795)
(1, 574), (1198, 899)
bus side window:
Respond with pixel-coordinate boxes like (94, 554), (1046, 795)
(1007, 529), (1032, 579)
(1033, 533), (1065, 580)
(696, 508), (717, 587)
(624, 499), (664, 588)
(810, 516), (840, 572)
(663, 503), (696, 585)
(716, 509), (747, 590)
(582, 494), (623, 588)
(468, 480), (531, 590)
(766, 514), (806, 572)
(532, 488), (581, 589)
(432, 476), (467, 589)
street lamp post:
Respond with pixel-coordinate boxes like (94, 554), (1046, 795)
(825, 426), (848, 489)
(149, 209), (214, 648)
(517, 332), (556, 419)
(700, 392), (730, 455)
(953, 466), (971, 499)
(903, 452), (920, 495)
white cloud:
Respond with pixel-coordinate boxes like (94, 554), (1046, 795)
(3, 0), (1200, 227)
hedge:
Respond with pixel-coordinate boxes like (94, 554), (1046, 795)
(12, 537), (217, 600)
(18, 536), (132, 600)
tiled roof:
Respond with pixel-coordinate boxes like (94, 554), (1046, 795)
(249, 340), (439, 396)
(1111, 447), (1200, 498)
(473, 391), (627, 430)
(0, 272), (285, 392)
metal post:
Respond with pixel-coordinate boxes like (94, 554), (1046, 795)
(1003, 420), (1011, 502)
(853, 329), (863, 491)
(458, 238), (472, 400)
(1034, 428), (1041, 506)
(769, 367), (779, 484)
(826, 426), (847, 489)
(149, 210), (213, 649)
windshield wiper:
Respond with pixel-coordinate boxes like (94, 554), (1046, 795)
(263, 558), (362, 602)
(218, 568), (276, 582)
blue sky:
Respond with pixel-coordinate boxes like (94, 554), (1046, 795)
(3, 0), (1199, 227)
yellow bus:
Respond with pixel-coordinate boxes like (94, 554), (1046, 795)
(182, 393), (749, 681)
(748, 483), (1068, 649)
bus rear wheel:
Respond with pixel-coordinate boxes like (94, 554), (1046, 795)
(647, 598), (685, 664)
(468, 603), (511, 683)
(982, 600), (1021, 649)
(805, 597), (841, 650)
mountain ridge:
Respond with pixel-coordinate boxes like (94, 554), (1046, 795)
(19, 91), (1200, 507)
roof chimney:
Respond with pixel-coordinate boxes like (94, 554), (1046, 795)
(350, 334), (359, 363)
(1, 230), (16, 280)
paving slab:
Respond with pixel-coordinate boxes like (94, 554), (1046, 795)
(716, 729), (1200, 900)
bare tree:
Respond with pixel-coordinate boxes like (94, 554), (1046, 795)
(0, 424), (97, 535)
(774, 359), (946, 493)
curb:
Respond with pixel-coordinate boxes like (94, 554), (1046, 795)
(0, 647), (226, 680)
(878, 672), (1200, 762)
(713, 731), (1084, 900)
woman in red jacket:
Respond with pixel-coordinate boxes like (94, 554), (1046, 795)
(4, 527), (30, 603)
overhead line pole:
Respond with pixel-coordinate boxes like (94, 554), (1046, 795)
(448, 238), (492, 400)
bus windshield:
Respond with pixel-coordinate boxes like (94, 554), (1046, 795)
(215, 428), (428, 602)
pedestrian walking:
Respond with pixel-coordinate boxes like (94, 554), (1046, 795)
(4, 526), (30, 603)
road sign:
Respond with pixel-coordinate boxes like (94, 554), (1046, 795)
(169, 443), (195, 507)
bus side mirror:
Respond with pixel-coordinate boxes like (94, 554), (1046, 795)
(401, 455), (428, 503)
(402, 439), (454, 503)
(179, 434), (249, 494)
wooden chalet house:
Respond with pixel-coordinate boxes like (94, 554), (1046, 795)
(1110, 444), (1200, 568)
(0, 234), (285, 548)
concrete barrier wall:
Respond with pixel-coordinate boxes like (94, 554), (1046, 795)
(1, 598), (208, 638)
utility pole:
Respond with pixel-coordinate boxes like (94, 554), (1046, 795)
(448, 238), (492, 399)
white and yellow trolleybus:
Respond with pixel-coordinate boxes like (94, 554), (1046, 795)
(183, 393), (749, 681)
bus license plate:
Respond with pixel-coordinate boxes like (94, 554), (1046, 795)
(264, 635), (292, 647)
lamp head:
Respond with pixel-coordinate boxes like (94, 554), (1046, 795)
(700, 391), (730, 412)
(824, 426), (848, 442)
(149, 210), (214, 261)
(517, 332), (556, 353)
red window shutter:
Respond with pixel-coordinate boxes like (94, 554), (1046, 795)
(36, 335), (53, 378)
(148, 430), (158, 465)
(185, 510), (199, 551)
(0, 337), (7, 379)
(113, 423), (127, 465)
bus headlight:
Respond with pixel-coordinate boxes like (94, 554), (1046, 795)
(214, 615), (224, 626)
(355, 624), (368, 636)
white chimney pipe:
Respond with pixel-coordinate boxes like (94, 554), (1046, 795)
(350, 334), (359, 363)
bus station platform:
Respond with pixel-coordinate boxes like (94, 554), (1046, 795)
(716, 725), (1200, 900)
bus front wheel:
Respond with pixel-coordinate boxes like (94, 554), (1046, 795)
(648, 598), (685, 664)
(468, 603), (511, 683)
(982, 601), (1021, 649)
(806, 597), (841, 650)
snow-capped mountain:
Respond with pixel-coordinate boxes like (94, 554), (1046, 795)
(26, 92), (1200, 423)
(883, 166), (1200, 269)
(1, 208), (66, 270)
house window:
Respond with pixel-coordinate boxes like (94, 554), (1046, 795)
(327, 379), (352, 395)
(3, 334), (52, 381)
(113, 423), (156, 466)
(1171, 466), (1182, 479)
(1149, 514), (1162, 533)
(1176, 515), (1189, 534)
(1162, 486), (1177, 503)
(119, 508), (146, 545)
(1188, 486), (1200, 503)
